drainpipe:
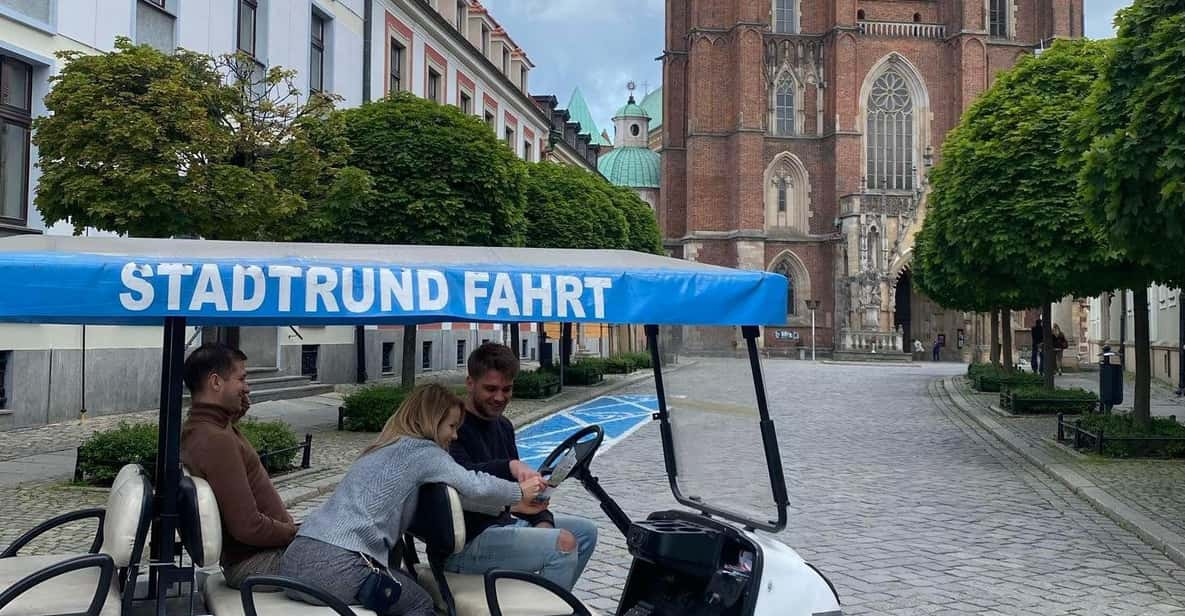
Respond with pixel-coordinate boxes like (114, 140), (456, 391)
(1178, 291), (1184, 396)
(354, 0), (373, 384)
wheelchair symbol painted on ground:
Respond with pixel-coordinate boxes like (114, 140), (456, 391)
(516, 394), (658, 467)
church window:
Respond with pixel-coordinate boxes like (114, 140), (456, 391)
(764, 153), (810, 233)
(775, 78), (795, 136)
(989, 0), (1008, 38)
(774, 0), (796, 34)
(773, 261), (796, 315)
(777, 178), (788, 213)
(866, 69), (914, 191)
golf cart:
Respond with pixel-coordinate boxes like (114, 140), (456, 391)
(0, 235), (841, 616)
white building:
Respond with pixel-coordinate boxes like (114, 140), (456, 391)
(0, 0), (571, 427)
(1087, 287), (1182, 389)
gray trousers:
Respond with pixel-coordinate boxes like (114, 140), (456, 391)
(279, 536), (434, 616)
(223, 548), (285, 589)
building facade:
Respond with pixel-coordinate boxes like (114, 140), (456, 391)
(659, 0), (1084, 357)
(0, 0), (572, 427)
(1087, 288), (1182, 389)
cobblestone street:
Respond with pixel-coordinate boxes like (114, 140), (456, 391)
(5, 358), (1185, 614)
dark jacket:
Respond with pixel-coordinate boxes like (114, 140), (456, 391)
(1031, 322), (1044, 345)
(449, 411), (553, 542)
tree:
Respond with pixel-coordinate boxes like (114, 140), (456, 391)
(600, 185), (663, 255)
(915, 39), (1131, 385)
(33, 38), (369, 241)
(328, 93), (528, 387)
(1071, 0), (1185, 429)
(523, 162), (627, 251)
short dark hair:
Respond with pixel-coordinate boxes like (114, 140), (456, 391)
(467, 342), (519, 380)
(183, 343), (248, 395)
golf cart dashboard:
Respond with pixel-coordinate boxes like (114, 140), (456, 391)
(618, 510), (760, 616)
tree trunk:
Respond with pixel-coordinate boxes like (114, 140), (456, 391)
(400, 324), (417, 389)
(1043, 302), (1055, 390)
(1001, 309), (1014, 370)
(1132, 286), (1152, 430)
(510, 324), (521, 359)
(990, 309), (1001, 366)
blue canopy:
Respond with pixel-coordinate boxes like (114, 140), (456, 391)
(0, 236), (788, 326)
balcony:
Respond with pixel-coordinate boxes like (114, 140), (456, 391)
(857, 20), (946, 40)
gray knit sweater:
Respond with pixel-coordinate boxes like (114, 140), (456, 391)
(295, 436), (522, 564)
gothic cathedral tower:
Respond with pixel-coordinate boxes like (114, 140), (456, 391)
(660, 0), (1084, 357)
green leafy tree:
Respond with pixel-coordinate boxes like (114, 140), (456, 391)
(1071, 0), (1185, 428)
(915, 39), (1131, 386)
(328, 93), (528, 386)
(601, 184), (663, 255)
(523, 162), (627, 250)
(33, 38), (369, 241)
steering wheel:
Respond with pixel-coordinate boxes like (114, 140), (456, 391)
(536, 425), (604, 483)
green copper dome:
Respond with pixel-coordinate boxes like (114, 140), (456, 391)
(614, 96), (650, 119)
(598, 146), (660, 189)
(639, 87), (662, 131)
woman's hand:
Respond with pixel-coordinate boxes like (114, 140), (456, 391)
(511, 477), (549, 514)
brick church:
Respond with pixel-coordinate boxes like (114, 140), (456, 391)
(658, 0), (1084, 358)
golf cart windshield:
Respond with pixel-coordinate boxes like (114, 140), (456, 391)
(651, 325), (789, 532)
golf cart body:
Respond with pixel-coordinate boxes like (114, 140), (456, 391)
(0, 235), (841, 616)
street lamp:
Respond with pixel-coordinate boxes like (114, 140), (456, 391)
(805, 299), (822, 361)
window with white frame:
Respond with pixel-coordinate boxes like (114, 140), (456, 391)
(460, 91), (473, 114)
(0, 55), (32, 227)
(774, 77), (795, 135)
(989, 0), (1008, 38)
(427, 68), (442, 103)
(866, 69), (914, 191)
(310, 12), (326, 94)
(389, 40), (405, 93)
(774, 0), (797, 34)
(523, 139), (532, 161)
(481, 24), (491, 55)
(455, 0), (467, 32)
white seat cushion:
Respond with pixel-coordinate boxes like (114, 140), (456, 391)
(204, 571), (380, 616)
(413, 564), (597, 616)
(0, 554), (120, 616)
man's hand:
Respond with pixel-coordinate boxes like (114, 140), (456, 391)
(509, 459), (541, 482)
(533, 521), (555, 529)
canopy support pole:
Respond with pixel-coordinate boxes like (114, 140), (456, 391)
(149, 316), (191, 615)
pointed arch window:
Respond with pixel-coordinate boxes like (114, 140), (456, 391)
(866, 69), (914, 191)
(773, 261), (796, 315)
(775, 77), (795, 136)
(777, 177), (789, 213)
(774, 0), (797, 34)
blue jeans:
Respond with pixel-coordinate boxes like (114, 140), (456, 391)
(443, 514), (598, 591)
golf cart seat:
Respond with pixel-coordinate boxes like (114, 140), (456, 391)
(403, 483), (595, 616)
(0, 463), (153, 616)
(181, 469), (381, 616)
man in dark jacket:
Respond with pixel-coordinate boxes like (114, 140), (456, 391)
(1031, 317), (1044, 374)
(446, 343), (598, 591)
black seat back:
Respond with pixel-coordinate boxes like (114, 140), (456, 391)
(405, 483), (467, 557)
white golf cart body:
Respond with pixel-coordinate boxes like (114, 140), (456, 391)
(0, 235), (841, 616)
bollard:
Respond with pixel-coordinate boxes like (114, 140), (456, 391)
(73, 446), (83, 483)
(301, 434), (313, 469)
(338, 406), (345, 431)
(1073, 419), (1082, 449)
(1057, 413), (1064, 442)
(1097, 428), (1105, 455)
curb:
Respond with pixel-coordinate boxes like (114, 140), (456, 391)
(278, 364), (678, 509)
(936, 376), (1185, 570)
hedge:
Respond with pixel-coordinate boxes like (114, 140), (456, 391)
(1001, 386), (1098, 414)
(341, 385), (410, 432)
(514, 369), (561, 399)
(544, 361), (604, 386)
(76, 418), (300, 486)
(1074, 413), (1185, 458)
(968, 364), (1043, 392)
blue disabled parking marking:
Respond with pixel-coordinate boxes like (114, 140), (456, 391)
(516, 394), (659, 468)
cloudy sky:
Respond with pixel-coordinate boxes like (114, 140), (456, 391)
(483, 0), (1132, 140)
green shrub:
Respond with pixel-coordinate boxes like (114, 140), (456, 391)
(971, 365), (1043, 392)
(562, 361), (604, 386)
(514, 369), (560, 399)
(603, 355), (637, 374)
(621, 351), (653, 370)
(341, 384), (410, 432)
(1076, 413), (1185, 458)
(77, 421), (158, 486)
(1003, 386), (1098, 414)
(240, 419), (301, 473)
(77, 418), (302, 485)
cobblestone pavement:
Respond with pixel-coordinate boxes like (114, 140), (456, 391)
(955, 379), (1185, 547)
(8, 359), (1185, 615)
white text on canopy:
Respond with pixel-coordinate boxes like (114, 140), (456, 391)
(118, 263), (613, 319)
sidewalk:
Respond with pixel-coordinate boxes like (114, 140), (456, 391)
(932, 375), (1185, 569)
(0, 366), (662, 553)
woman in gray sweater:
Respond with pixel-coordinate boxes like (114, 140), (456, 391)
(279, 383), (547, 615)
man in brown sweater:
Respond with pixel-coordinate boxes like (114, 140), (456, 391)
(180, 343), (296, 588)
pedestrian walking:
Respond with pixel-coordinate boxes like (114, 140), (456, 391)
(1030, 317), (1044, 374)
(1052, 323), (1068, 375)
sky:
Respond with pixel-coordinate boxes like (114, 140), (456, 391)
(483, 0), (1132, 140)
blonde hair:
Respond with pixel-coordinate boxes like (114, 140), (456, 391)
(361, 383), (465, 457)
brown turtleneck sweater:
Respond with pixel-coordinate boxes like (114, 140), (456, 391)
(180, 402), (296, 567)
